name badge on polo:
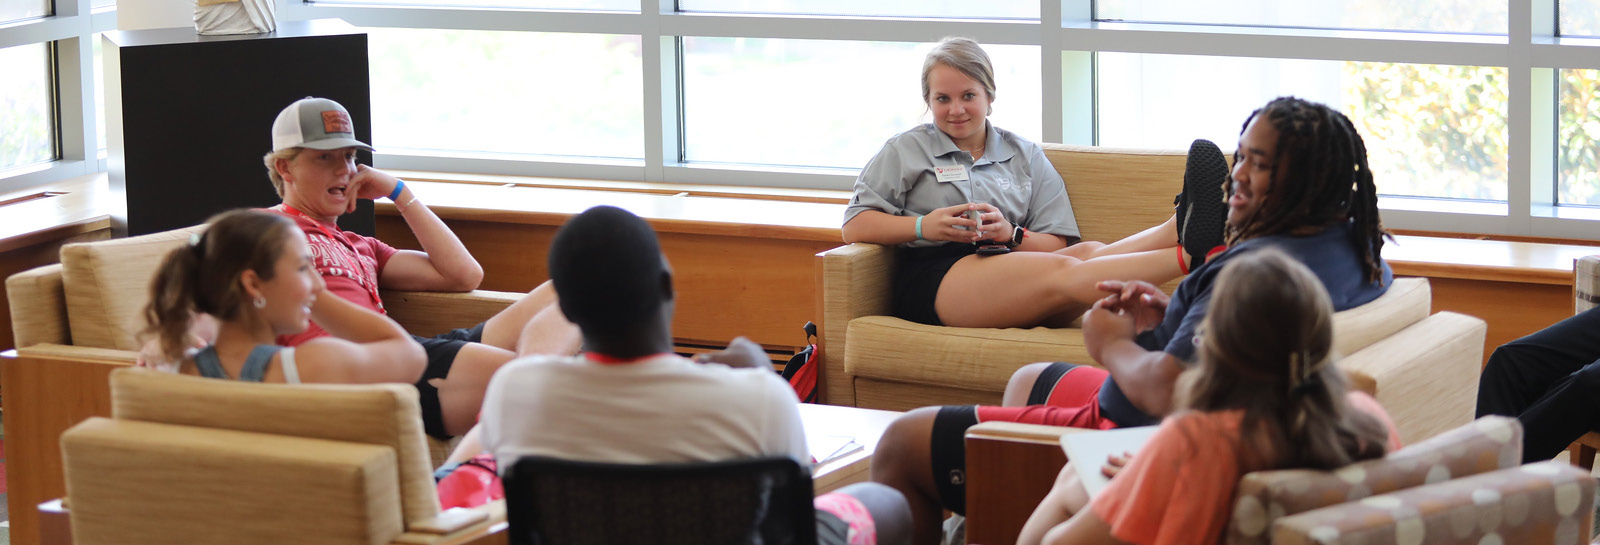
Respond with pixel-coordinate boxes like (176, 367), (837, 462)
(934, 164), (969, 183)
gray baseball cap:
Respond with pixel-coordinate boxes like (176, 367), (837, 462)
(271, 97), (374, 152)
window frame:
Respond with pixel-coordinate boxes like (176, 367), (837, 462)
(0, 0), (115, 194)
(7, 0), (1600, 242)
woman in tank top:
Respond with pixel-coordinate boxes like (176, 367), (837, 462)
(140, 209), (424, 385)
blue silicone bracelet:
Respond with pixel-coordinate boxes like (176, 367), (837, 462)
(915, 215), (925, 240)
(387, 180), (406, 201)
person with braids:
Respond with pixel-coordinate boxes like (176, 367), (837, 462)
(142, 209), (426, 385)
(1015, 249), (1400, 545)
(870, 96), (1395, 545)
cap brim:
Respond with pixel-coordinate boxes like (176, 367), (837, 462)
(296, 138), (375, 152)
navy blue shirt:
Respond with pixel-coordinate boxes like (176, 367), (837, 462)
(1097, 221), (1394, 426)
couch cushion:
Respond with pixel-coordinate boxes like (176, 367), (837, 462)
(845, 277), (1431, 395)
(62, 417), (404, 545)
(110, 369), (441, 526)
(1329, 277), (1430, 358)
(60, 225), (204, 350)
(1269, 462), (1594, 545)
(1224, 416), (1521, 545)
(844, 316), (1092, 391)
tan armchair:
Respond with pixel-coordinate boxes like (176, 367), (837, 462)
(57, 368), (504, 545)
(964, 416), (1595, 545)
(817, 144), (1487, 445)
(3, 224), (520, 545)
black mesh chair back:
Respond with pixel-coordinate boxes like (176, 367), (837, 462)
(503, 455), (816, 545)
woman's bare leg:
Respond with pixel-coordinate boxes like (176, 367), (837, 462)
(933, 248), (1183, 329)
(1016, 462), (1091, 545)
(1063, 215), (1180, 261)
(480, 280), (576, 352)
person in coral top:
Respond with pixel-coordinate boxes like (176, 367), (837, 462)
(1015, 249), (1399, 545)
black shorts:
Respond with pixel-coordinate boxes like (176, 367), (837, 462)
(893, 244), (979, 326)
(928, 405), (981, 515)
(410, 322), (486, 439)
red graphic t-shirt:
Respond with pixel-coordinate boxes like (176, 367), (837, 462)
(267, 205), (399, 346)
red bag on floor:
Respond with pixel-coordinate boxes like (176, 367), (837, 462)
(782, 322), (819, 403)
(435, 453), (502, 509)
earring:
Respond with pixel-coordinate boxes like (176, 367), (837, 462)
(253, 296), (266, 309)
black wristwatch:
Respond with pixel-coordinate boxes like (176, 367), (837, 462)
(1007, 224), (1026, 248)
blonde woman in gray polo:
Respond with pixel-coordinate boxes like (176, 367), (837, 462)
(842, 37), (1229, 329)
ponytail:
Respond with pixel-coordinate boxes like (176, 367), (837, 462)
(138, 210), (301, 367)
(141, 234), (208, 365)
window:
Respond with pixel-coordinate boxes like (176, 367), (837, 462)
(1096, 53), (1507, 201)
(0, 0), (49, 25)
(1559, 0), (1600, 36)
(323, 0), (635, 10)
(365, 28), (644, 160)
(682, 38), (1040, 170)
(1, 43), (56, 172)
(94, 34), (107, 153)
(678, 0), (1037, 20)
(1559, 69), (1600, 206)
(1095, 0), (1505, 34)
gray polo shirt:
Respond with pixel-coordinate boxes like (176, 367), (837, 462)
(845, 123), (1080, 248)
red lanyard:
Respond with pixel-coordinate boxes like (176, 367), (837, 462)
(274, 204), (385, 311)
(583, 352), (674, 365)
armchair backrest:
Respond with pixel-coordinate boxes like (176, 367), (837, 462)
(1042, 144), (1198, 244)
(102, 368), (441, 521)
(502, 455), (815, 545)
(1226, 416), (1523, 545)
(59, 224), (206, 350)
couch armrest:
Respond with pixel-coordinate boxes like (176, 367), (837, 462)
(964, 421), (1089, 545)
(62, 417), (406, 545)
(381, 289), (521, 338)
(1339, 311), (1487, 445)
(393, 501), (508, 545)
(1271, 462), (1594, 544)
(816, 243), (895, 406)
(7, 263), (69, 348)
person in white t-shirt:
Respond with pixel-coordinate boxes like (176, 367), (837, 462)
(476, 205), (910, 545)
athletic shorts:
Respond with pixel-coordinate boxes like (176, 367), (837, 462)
(892, 244), (979, 326)
(927, 363), (1117, 514)
(815, 492), (878, 545)
(410, 322), (486, 439)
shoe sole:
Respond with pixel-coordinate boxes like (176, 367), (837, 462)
(1178, 139), (1229, 268)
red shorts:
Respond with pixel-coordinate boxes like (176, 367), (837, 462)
(975, 364), (1117, 430)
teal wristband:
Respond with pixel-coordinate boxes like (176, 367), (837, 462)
(915, 215), (925, 240)
(387, 180), (406, 201)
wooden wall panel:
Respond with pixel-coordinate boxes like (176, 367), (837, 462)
(378, 216), (839, 349)
(1420, 276), (1572, 367)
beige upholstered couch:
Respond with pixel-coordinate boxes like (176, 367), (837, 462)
(3, 224), (520, 545)
(963, 416), (1595, 545)
(58, 368), (503, 545)
(818, 144), (1488, 444)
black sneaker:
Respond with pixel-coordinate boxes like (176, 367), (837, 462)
(1175, 139), (1228, 268)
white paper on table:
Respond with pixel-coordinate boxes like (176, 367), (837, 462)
(1058, 425), (1159, 499)
(809, 434), (863, 465)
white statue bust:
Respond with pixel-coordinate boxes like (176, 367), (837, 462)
(194, 0), (275, 35)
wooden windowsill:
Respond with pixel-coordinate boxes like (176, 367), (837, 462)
(377, 178), (849, 243)
(7, 171), (1597, 285)
(0, 173), (114, 255)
